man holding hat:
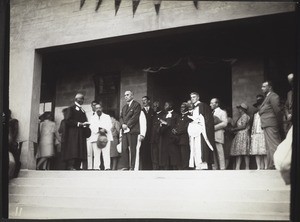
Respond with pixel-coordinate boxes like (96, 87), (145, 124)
(90, 103), (113, 170)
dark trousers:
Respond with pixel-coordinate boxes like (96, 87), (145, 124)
(151, 142), (160, 170)
(180, 145), (190, 170)
(140, 139), (153, 170)
(66, 158), (82, 170)
(121, 133), (138, 170)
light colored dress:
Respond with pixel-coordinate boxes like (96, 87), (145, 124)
(230, 113), (250, 156)
(250, 112), (266, 155)
(37, 119), (56, 158)
(110, 117), (121, 158)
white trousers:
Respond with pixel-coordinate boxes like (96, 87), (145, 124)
(213, 142), (226, 170)
(91, 142), (111, 170)
(87, 141), (93, 169)
(189, 136), (208, 170)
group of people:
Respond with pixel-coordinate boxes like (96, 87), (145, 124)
(35, 73), (294, 171)
(227, 74), (294, 170)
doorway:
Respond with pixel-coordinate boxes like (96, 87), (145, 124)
(149, 58), (232, 114)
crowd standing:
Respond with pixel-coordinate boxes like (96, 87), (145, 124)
(8, 73), (291, 173)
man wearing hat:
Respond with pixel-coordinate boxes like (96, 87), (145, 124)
(63, 93), (91, 170)
(259, 81), (283, 169)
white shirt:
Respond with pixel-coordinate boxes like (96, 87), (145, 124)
(89, 112), (113, 142)
(213, 107), (228, 131)
(139, 111), (147, 137)
(127, 100), (133, 107)
(166, 110), (174, 118)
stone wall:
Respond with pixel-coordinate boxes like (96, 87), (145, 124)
(231, 57), (264, 122)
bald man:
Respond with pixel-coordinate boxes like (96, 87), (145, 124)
(117, 90), (141, 170)
(63, 93), (91, 170)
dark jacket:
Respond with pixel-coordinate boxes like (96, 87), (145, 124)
(120, 100), (141, 134)
(175, 113), (192, 146)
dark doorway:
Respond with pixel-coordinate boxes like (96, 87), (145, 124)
(93, 72), (120, 119)
(149, 58), (232, 114)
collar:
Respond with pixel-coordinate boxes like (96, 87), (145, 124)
(127, 100), (133, 107)
(215, 107), (221, 112)
(267, 92), (271, 97)
(157, 111), (162, 114)
(75, 101), (81, 107)
(194, 101), (200, 106)
(181, 111), (188, 116)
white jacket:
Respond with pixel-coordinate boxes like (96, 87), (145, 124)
(89, 112), (113, 142)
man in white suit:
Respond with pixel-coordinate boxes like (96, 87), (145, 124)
(86, 101), (98, 169)
(89, 103), (113, 170)
(210, 98), (228, 170)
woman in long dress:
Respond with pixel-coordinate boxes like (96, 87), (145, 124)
(36, 112), (58, 170)
(250, 95), (267, 170)
(230, 103), (251, 170)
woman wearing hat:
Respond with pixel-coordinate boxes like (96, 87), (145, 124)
(250, 95), (267, 170)
(230, 103), (251, 170)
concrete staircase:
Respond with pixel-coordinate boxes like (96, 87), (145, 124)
(9, 170), (290, 220)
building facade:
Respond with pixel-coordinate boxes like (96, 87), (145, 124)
(9, 0), (296, 169)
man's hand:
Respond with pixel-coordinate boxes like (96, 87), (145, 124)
(99, 128), (107, 134)
(122, 124), (128, 131)
(139, 135), (145, 142)
(287, 114), (292, 121)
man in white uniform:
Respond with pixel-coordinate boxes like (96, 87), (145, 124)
(89, 103), (113, 170)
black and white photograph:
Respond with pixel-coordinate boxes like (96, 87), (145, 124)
(1, 0), (299, 221)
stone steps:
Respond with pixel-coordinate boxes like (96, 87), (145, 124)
(9, 170), (290, 220)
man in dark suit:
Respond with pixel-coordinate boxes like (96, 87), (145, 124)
(173, 102), (192, 170)
(259, 81), (283, 169)
(63, 93), (91, 170)
(118, 90), (141, 170)
(139, 96), (155, 170)
(158, 101), (180, 170)
(150, 101), (164, 170)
